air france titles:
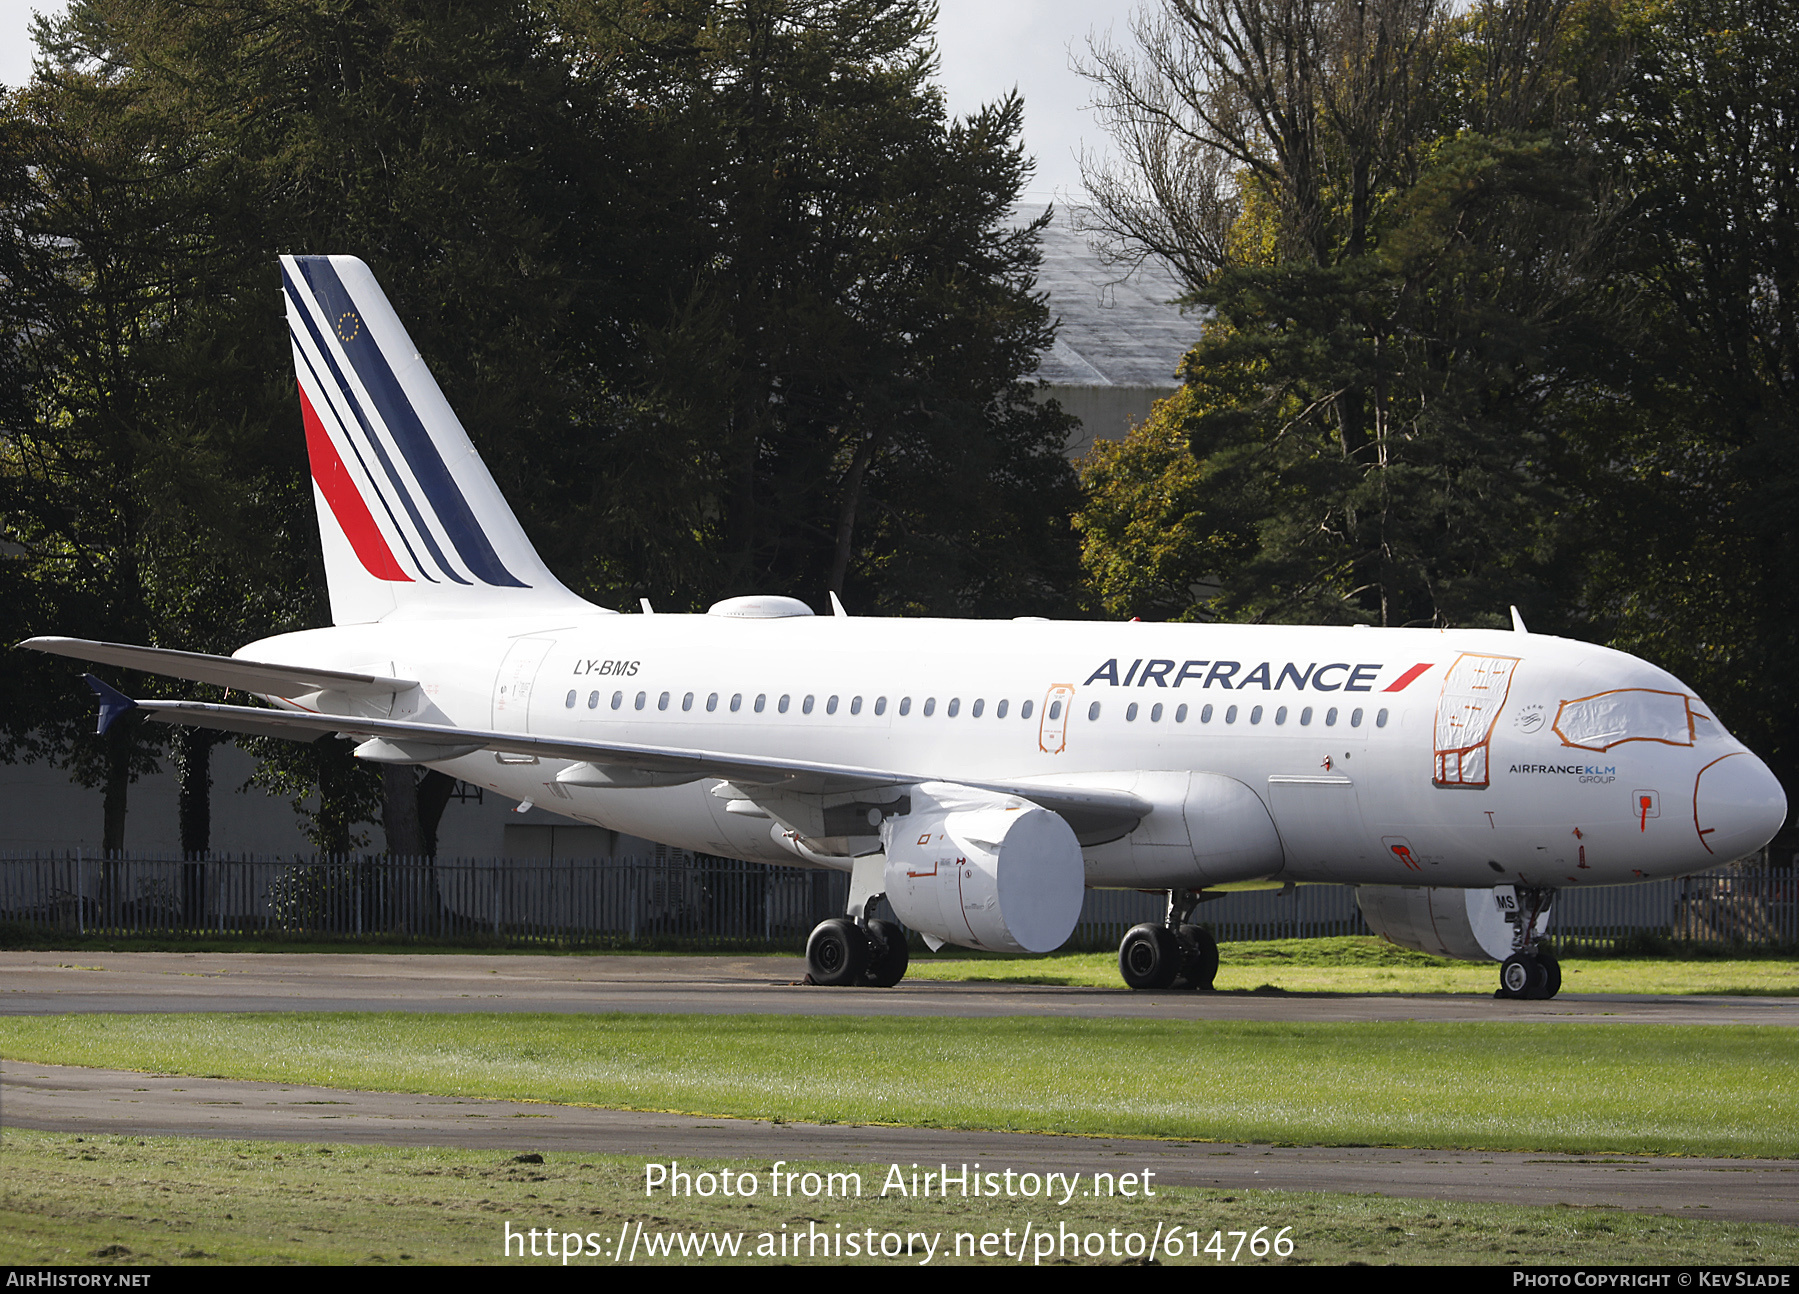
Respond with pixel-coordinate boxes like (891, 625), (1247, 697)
(1083, 658), (1393, 692)
(1510, 763), (1618, 784)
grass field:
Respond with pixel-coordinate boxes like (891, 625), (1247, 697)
(906, 937), (1799, 996)
(2, 1131), (1794, 1266)
(3, 1012), (1796, 1157)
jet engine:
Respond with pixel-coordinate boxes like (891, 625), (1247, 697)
(880, 782), (1084, 954)
(1356, 884), (1551, 962)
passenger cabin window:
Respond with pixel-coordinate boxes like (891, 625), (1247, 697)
(588, 691), (600, 709)
(801, 695), (814, 715)
(754, 694), (766, 713)
(947, 698), (960, 717)
(730, 693), (742, 712)
(565, 690), (576, 708)
(826, 695), (838, 715)
(1176, 704), (1189, 722)
(1126, 703), (1139, 721)
(899, 697), (911, 716)
(1300, 706), (1313, 725)
(1376, 708), (1389, 728)
(1351, 708), (1364, 727)
(1021, 700), (1033, 719)
(1325, 707), (1338, 726)
(923, 698), (936, 717)
(1088, 702), (1101, 721)
(851, 696), (863, 715)
(874, 696), (886, 715)
(635, 691), (647, 710)
(682, 692), (694, 712)
(1151, 703), (1163, 722)
(996, 699), (1008, 719)
(1250, 705), (1263, 724)
(707, 693), (719, 712)
(778, 694), (790, 714)
(658, 692), (670, 711)
(1275, 706), (1288, 724)
(1225, 705), (1238, 724)
(1047, 700), (1060, 721)
(612, 691), (624, 710)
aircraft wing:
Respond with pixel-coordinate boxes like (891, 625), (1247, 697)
(19, 636), (416, 698)
(121, 694), (1150, 835)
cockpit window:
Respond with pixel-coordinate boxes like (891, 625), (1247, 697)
(1553, 689), (1694, 751)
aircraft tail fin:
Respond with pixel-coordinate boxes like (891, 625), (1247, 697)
(280, 255), (594, 624)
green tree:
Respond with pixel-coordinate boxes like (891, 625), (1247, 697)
(1075, 0), (1623, 628)
(558, 0), (1081, 615)
(1577, 0), (1799, 792)
(0, 51), (237, 851)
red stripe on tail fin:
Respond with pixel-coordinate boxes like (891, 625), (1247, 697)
(300, 385), (412, 582)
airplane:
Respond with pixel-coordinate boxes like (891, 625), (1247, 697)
(22, 255), (1790, 1000)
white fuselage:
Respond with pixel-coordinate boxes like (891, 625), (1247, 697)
(243, 613), (1787, 891)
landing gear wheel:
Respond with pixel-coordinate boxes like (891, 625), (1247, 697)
(807, 917), (869, 986)
(862, 918), (910, 988)
(1119, 923), (1181, 990)
(1497, 952), (1549, 1000)
(1172, 924), (1219, 991)
(1539, 954), (1562, 999)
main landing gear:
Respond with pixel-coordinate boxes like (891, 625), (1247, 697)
(1118, 889), (1219, 991)
(805, 906), (909, 988)
(1495, 885), (1561, 1000)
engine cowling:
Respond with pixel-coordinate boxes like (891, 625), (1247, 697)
(1356, 884), (1551, 962)
(881, 782), (1084, 954)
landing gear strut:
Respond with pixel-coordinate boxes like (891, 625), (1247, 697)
(1495, 886), (1560, 1000)
(805, 896), (909, 988)
(1118, 889), (1218, 991)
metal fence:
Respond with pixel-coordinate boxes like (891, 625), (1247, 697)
(0, 851), (1791, 950)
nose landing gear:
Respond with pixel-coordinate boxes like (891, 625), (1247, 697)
(1495, 886), (1561, 1000)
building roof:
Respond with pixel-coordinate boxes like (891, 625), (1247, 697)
(1020, 203), (1196, 389)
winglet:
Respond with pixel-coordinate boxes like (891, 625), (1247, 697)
(1510, 605), (1528, 635)
(83, 674), (138, 735)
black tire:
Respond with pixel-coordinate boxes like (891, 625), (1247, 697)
(1498, 952), (1547, 999)
(1540, 954), (1562, 999)
(863, 918), (910, 988)
(1118, 923), (1181, 990)
(1173, 924), (1219, 991)
(807, 917), (869, 986)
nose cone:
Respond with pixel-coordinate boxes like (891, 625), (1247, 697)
(1694, 752), (1788, 861)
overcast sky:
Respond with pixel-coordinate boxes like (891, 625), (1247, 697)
(0, 0), (1142, 201)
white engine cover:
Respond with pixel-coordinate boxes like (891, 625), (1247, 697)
(1356, 885), (1551, 962)
(881, 782), (1085, 954)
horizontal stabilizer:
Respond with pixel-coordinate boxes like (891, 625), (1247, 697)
(83, 674), (137, 735)
(20, 637), (415, 698)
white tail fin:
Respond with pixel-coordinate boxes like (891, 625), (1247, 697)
(281, 255), (594, 624)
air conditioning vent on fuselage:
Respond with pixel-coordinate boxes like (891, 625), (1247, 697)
(706, 595), (816, 619)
